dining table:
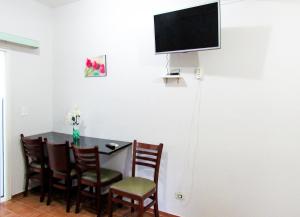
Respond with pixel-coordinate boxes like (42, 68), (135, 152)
(26, 131), (132, 155)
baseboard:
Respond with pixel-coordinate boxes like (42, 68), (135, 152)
(146, 209), (180, 217)
(11, 191), (25, 199)
(11, 187), (40, 199)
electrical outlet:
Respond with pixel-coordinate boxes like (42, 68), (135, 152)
(20, 106), (29, 117)
(175, 192), (184, 201)
(195, 67), (203, 79)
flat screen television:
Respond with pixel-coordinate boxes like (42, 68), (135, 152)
(154, 1), (220, 54)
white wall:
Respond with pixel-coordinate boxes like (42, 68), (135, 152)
(0, 0), (53, 197)
(52, 0), (300, 216)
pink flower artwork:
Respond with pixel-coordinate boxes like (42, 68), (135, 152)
(99, 64), (105, 74)
(93, 61), (100, 70)
(86, 59), (92, 68)
(84, 55), (107, 77)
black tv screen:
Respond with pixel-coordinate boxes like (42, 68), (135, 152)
(154, 2), (220, 54)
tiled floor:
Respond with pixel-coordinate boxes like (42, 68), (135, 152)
(0, 192), (155, 217)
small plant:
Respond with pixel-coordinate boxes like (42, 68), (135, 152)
(66, 106), (81, 145)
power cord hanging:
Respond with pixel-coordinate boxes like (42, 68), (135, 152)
(165, 54), (170, 75)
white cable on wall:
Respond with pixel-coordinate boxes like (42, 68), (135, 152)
(165, 54), (170, 75)
(176, 80), (202, 206)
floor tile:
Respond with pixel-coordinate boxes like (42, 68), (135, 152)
(0, 192), (157, 217)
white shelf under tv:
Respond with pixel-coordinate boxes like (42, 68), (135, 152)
(162, 75), (182, 83)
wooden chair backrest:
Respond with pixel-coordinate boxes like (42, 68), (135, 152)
(20, 134), (46, 168)
(132, 140), (163, 184)
(47, 141), (70, 174)
(72, 145), (100, 180)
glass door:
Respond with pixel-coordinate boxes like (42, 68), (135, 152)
(0, 51), (4, 198)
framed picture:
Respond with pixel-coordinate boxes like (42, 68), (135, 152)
(84, 55), (107, 77)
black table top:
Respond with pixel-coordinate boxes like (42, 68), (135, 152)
(26, 132), (132, 155)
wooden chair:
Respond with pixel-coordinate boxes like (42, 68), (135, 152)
(46, 141), (77, 212)
(20, 134), (48, 202)
(107, 140), (163, 217)
(72, 145), (123, 217)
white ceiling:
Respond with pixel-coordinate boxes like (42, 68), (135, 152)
(35, 0), (80, 8)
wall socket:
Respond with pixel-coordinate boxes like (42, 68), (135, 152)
(195, 67), (203, 79)
(175, 192), (184, 201)
(20, 106), (29, 117)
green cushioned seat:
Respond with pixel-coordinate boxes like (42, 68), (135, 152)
(82, 168), (122, 184)
(30, 161), (47, 169)
(53, 169), (77, 177)
(110, 177), (156, 197)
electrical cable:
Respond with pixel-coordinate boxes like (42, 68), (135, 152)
(165, 54), (170, 75)
(177, 80), (202, 206)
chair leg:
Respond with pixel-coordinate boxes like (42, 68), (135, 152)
(138, 199), (144, 217)
(107, 190), (113, 217)
(154, 192), (159, 217)
(40, 172), (45, 202)
(46, 175), (53, 206)
(89, 186), (95, 207)
(116, 195), (123, 208)
(66, 177), (71, 212)
(96, 185), (101, 217)
(75, 181), (81, 213)
(131, 199), (135, 213)
(24, 174), (29, 197)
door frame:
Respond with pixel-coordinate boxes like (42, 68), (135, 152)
(0, 49), (11, 202)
